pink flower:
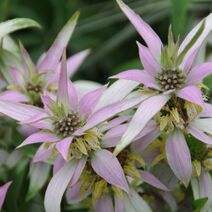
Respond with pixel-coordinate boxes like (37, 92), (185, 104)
(0, 12), (90, 106)
(112, 0), (212, 155)
(0, 181), (12, 210)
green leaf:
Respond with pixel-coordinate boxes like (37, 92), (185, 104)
(0, 18), (41, 39)
(193, 197), (208, 211)
(171, 0), (189, 37)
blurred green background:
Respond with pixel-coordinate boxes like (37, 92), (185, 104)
(0, 0), (211, 84)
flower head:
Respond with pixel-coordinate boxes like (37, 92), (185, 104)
(0, 12), (90, 106)
(112, 0), (212, 156)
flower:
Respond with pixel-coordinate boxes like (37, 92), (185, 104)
(131, 101), (212, 185)
(112, 0), (212, 155)
(0, 181), (12, 210)
(0, 12), (90, 106)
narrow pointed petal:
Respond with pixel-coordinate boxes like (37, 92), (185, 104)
(32, 144), (54, 163)
(94, 194), (113, 212)
(82, 94), (150, 131)
(66, 182), (91, 204)
(137, 42), (161, 76)
(79, 86), (106, 119)
(44, 159), (80, 212)
(166, 130), (192, 185)
(91, 149), (129, 193)
(192, 118), (212, 135)
(100, 116), (130, 132)
(200, 103), (212, 117)
(114, 194), (124, 212)
(0, 90), (29, 103)
(57, 52), (69, 106)
(0, 100), (45, 122)
(188, 126), (212, 145)
(0, 182), (12, 210)
(56, 137), (73, 160)
(67, 49), (90, 78)
(199, 169), (212, 211)
(177, 86), (204, 107)
(53, 156), (65, 175)
(131, 128), (161, 153)
(37, 12), (80, 72)
(140, 170), (169, 191)
(67, 81), (79, 110)
(159, 191), (177, 212)
(116, 0), (162, 61)
(18, 132), (59, 148)
(69, 156), (87, 186)
(102, 124), (128, 148)
(94, 79), (139, 112)
(114, 94), (170, 155)
(124, 189), (152, 212)
(179, 13), (212, 71)
(111, 69), (159, 89)
(74, 80), (102, 96)
(186, 62), (212, 85)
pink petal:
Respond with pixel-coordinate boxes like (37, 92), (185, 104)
(82, 94), (150, 131)
(91, 149), (129, 193)
(188, 126), (212, 145)
(0, 181), (12, 210)
(199, 169), (212, 210)
(131, 128), (161, 153)
(32, 144), (54, 163)
(66, 49), (90, 78)
(166, 130), (192, 185)
(37, 12), (79, 72)
(44, 159), (81, 212)
(137, 41), (161, 76)
(94, 79), (139, 112)
(179, 13), (212, 72)
(116, 0), (162, 61)
(69, 156), (87, 186)
(53, 156), (66, 175)
(100, 116), (130, 132)
(79, 86), (106, 119)
(177, 86), (204, 107)
(186, 62), (212, 85)
(18, 131), (59, 148)
(114, 194), (124, 212)
(94, 194), (113, 212)
(56, 137), (73, 161)
(140, 170), (169, 191)
(0, 100), (45, 122)
(114, 94), (170, 155)
(102, 124), (128, 148)
(67, 81), (79, 111)
(111, 69), (159, 89)
(159, 191), (177, 212)
(66, 182), (91, 204)
(200, 103), (212, 117)
(0, 90), (29, 103)
(57, 52), (70, 107)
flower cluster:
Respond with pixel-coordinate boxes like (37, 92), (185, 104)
(0, 0), (211, 211)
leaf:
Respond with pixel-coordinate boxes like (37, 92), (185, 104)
(193, 197), (208, 211)
(0, 18), (41, 39)
(171, 0), (189, 37)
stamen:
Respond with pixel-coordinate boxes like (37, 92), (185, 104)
(54, 112), (81, 138)
(26, 83), (42, 93)
(156, 69), (185, 91)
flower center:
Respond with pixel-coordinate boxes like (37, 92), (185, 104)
(26, 83), (42, 93)
(156, 69), (185, 91)
(53, 112), (81, 138)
